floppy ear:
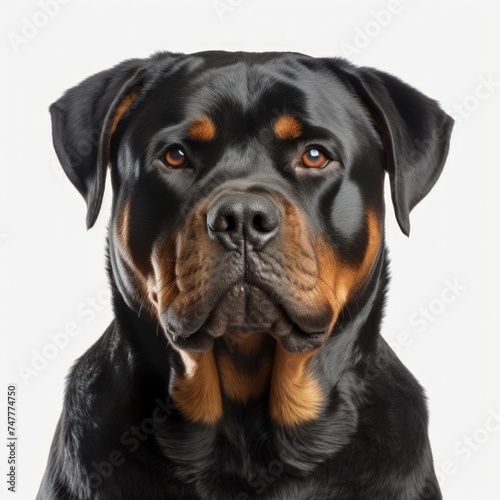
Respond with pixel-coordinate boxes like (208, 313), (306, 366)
(337, 62), (454, 235)
(50, 58), (149, 229)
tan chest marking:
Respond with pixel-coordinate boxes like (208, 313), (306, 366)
(171, 337), (323, 427)
(269, 343), (322, 425)
(217, 333), (273, 404)
(171, 350), (223, 424)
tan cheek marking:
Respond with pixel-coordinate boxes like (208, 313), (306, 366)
(171, 351), (223, 424)
(115, 202), (131, 250)
(281, 201), (320, 291)
(274, 115), (303, 140)
(188, 116), (217, 142)
(334, 209), (381, 304)
(164, 207), (217, 321)
(116, 202), (150, 276)
(115, 202), (156, 315)
(269, 344), (322, 425)
(316, 209), (381, 312)
(276, 200), (336, 331)
(217, 351), (273, 404)
(152, 232), (178, 305)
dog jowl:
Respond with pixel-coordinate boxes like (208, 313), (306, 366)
(38, 51), (453, 500)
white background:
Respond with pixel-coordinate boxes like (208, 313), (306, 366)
(1, 0), (499, 498)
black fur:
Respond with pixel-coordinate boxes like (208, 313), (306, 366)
(38, 51), (453, 499)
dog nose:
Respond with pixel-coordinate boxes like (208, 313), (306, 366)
(207, 194), (281, 250)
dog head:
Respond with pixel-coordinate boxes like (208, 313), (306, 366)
(50, 51), (453, 356)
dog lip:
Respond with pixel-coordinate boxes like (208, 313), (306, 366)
(277, 325), (329, 353)
(161, 280), (333, 351)
(165, 310), (330, 353)
(169, 328), (215, 353)
(162, 312), (208, 340)
(272, 305), (332, 336)
(304, 331), (327, 337)
(249, 280), (333, 334)
(168, 323), (329, 354)
(227, 324), (272, 332)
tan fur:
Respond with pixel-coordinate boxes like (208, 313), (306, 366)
(315, 209), (381, 313)
(217, 350), (273, 404)
(227, 331), (265, 355)
(171, 350), (223, 424)
(110, 91), (138, 136)
(115, 202), (156, 315)
(269, 344), (322, 425)
(274, 115), (303, 140)
(188, 116), (217, 142)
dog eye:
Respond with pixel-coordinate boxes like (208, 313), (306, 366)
(301, 148), (330, 169)
(163, 147), (188, 168)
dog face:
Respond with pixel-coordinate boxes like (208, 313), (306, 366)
(51, 51), (453, 358)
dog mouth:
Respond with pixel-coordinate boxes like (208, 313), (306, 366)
(160, 283), (333, 353)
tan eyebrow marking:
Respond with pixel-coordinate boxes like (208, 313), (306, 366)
(188, 116), (217, 142)
(274, 115), (303, 140)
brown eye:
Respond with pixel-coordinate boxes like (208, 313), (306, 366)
(301, 148), (329, 169)
(164, 147), (188, 168)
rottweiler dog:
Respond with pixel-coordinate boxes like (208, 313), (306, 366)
(37, 51), (453, 499)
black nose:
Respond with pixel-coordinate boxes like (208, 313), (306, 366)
(207, 194), (281, 250)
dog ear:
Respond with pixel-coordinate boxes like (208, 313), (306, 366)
(50, 59), (148, 229)
(337, 62), (454, 236)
